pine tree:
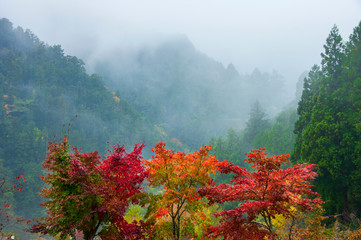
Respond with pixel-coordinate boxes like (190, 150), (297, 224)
(243, 101), (270, 151)
(293, 22), (361, 220)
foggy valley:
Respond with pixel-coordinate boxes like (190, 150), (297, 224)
(0, 1), (361, 239)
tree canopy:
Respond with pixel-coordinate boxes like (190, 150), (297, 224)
(29, 137), (147, 240)
(293, 21), (361, 219)
(199, 149), (321, 240)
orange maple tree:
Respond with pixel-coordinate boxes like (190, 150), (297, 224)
(198, 149), (322, 240)
(143, 142), (219, 240)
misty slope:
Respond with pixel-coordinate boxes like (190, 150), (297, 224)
(0, 17), (289, 218)
(92, 36), (289, 149)
(0, 18), (158, 218)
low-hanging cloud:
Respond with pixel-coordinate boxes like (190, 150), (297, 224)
(1, 0), (360, 99)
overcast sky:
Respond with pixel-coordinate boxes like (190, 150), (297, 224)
(1, 0), (360, 91)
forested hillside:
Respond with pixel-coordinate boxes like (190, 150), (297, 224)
(92, 36), (288, 149)
(0, 17), (289, 222)
(0, 18), (159, 219)
(293, 23), (361, 221)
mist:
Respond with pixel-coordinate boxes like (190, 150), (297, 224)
(1, 1), (360, 149)
(1, 2), (361, 236)
(1, 0), (360, 97)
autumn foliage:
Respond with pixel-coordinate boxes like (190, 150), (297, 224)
(29, 139), (332, 239)
(198, 149), (322, 240)
(143, 142), (219, 239)
(29, 137), (147, 240)
(0, 174), (27, 234)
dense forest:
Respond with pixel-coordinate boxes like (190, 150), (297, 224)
(1, 17), (361, 239)
(0, 17), (161, 221)
(92, 34), (289, 150)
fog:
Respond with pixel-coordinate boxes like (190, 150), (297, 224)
(1, 0), (360, 99)
(0, 2), (360, 226)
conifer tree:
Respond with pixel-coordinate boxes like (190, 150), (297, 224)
(293, 22), (361, 219)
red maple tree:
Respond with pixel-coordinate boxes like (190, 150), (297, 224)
(29, 137), (147, 240)
(0, 174), (27, 234)
(198, 149), (322, 240)
(97, 143), (148, 239)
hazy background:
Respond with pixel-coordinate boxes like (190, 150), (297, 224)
(1, 0), (360, 98)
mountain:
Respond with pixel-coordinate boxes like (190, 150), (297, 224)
(92, 35), (289, 149)
(0, 17), (290, 219)
(0, 18), (158, 218)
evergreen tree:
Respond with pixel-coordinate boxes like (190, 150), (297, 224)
(243, 101), (270, 150)
(321, 25), (345, 79)
(293, 65), (323, 161)
(293, 22), (361, 220)
(255, 107), (297, 155)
